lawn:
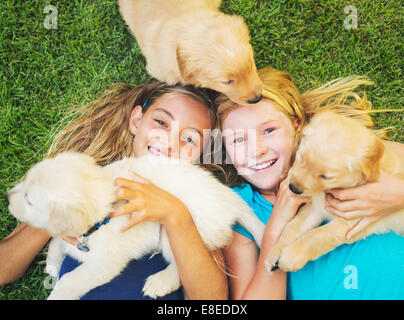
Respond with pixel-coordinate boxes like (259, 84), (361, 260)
(0, 0), (402, 299)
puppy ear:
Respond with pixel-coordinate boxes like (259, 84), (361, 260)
(47, 201), (88, 237)
(55, 152), (96, 166)
(176, 46), (196, 84)
(359, 137), (385, 182)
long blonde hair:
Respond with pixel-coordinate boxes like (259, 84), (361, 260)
(216, 67), (384, 187)
(47, 81), (221, 170)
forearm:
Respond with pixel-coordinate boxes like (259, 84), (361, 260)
(164, 209), (228, 300)
(241, 226), (287, 300)
(0, 223), (50, 285)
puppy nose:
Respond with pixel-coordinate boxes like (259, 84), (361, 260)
(289, 183), (303, 195)
(4, 194), (9, 205)
(247, 94), (262, 104)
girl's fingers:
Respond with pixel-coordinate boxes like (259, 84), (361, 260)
(346, 216), (379, 240)
(326, 194), (363, 213)
(329, 186), (366, 201)
(325, 205), (365, 220)
(121, 210), (147, 232)
(114, 177), (143, 190)
(63, 236), (80, 246)
(110, 199), (145, 218)
(129, 170), (151, 184)
(114, 187), (144, 202)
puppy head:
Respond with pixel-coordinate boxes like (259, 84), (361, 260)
(177, 14), (262, 104)
(7, 152), (114, 238)
(288, 110), (384, 196)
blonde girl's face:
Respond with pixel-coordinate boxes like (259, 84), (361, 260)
(222, 99), (296, 193)
(129, 94), (213, 163)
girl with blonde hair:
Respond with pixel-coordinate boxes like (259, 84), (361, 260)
(219, 67), (404, 299)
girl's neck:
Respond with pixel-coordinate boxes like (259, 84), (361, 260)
(257, 188), (277, 204)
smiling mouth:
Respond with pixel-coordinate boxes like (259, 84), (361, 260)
(148, 146), (168, 158)
(249, 159), (277, 171)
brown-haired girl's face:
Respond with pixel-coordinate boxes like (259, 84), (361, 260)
(129, 93), (213, 163)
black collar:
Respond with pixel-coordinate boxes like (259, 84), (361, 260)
(82, 216), (111, 238)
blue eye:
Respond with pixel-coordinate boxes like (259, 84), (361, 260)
(264, 128), (274, 134)
(155, 119), (168, 127)
(234, 137), (244, 143)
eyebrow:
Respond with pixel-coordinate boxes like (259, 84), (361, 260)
(186, 127), (203, 138)
(259, 120), (275, 127)
(153, 108), (174, 119)
(154, 108), (203, 137)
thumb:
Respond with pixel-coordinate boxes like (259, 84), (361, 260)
(346, 216), (378, 240)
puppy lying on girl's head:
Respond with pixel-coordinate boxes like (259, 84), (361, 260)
(266, 109), (404, 272)
(7, 152), (263, 300)
(118, 0), (263, 105)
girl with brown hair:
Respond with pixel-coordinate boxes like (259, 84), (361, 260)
(1, 81), (227, 300)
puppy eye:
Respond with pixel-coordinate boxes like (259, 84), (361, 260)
(226, 80), (235, 85)
(319, 174), (327, 179)
(24, 193), (33, 206)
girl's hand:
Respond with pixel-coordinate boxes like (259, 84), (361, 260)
(326, 172), (404, 239)
(268, 179), (310, 238)
(110, 171), (190, 231)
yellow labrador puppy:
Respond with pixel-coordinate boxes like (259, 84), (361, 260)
(118, 0), (262, 104)
(266, 109), (404, 272)
(8, 152), (264, 299)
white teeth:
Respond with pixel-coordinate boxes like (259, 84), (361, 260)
(250, 159), (276, 170)
(148, 146), (164, 157)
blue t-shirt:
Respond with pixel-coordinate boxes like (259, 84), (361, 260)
(232, 183), (404, 300)
(58, 252), (184, 300)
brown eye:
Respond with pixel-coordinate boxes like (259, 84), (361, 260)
(227, 80), (234, 85)
(25, 193), (32, 206)
(319, 174), (327, 179)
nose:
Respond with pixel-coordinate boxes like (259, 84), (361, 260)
(247, 94), (262, 104)
(289, 183), (303, 195)
(4, 193), (9, 205)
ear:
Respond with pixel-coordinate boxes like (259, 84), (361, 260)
(55, 152), (96, 166)
(359, 137), (385, 182)
(47, 201), (88, 237)
(129, 105), (143, 135)
(176, 46), (197, 84)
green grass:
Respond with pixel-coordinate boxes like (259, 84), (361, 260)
(0, 0), (402, 299)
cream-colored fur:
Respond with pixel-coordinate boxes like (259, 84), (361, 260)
(118, 0), (262, 104)
(8, 152), (264, 299)
(266, 109), (404, 272)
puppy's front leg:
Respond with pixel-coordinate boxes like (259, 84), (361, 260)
(45, 238), (66, 278)
(266, 202), (323, 272)
(277, 217), (360, 272)
(142, 262), (181, 299)
(48, 258), (127, 300)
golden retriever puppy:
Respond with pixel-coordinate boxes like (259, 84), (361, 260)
(118, 0), (263, 104)
(7, 152), (263, 299)
(266, 109), (404, 272)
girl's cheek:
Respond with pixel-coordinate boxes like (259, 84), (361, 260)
(180, 145), (200, 162)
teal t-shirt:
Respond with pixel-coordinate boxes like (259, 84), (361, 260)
(232, 183), (404, 300)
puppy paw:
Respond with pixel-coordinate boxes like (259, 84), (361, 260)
(265, 244), (284, 273)
(277, 243), (308, 272)
(143, 270), (181, 299)
(45, 264), (59, 278)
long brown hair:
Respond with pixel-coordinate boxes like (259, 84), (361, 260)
(47, 81), (222, 175)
